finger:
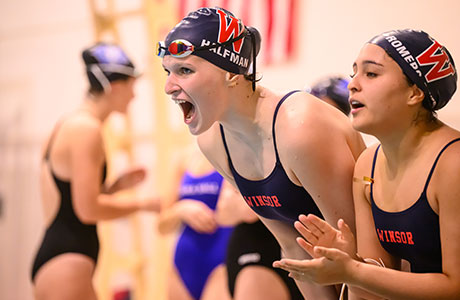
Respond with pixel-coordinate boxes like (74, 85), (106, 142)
(313, 246), (342, 261)
(190, 214), (212, 232)
(199, 216), (217, 232)
(297, 214), (309, 224)
(194, 221), (216, 233)
(273, 259), (304, 273)
(337, 219), (354, 242)
(302, 216), (324, 238)
(294, 221), (318, 244)
(272, 260), (283, 268)
(307, 214), (333, 233)
(277, 259), (315, 274)
(296, 237), (316, 258)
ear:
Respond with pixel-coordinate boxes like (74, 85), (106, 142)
(407, 84), (425, 106)
(225, 72), (239, 88)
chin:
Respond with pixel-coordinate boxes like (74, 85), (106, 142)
(187, 117), (212, 136)
(351, 118), (369, 134)
(187, 124), (201, 136)
(353, 122), (377, 136)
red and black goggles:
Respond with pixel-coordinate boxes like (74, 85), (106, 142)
(156, 29), (249, 58)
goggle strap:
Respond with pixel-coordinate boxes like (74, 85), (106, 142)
(89, 64), (111, 93)
(251, 30), (256, 91)
(97, 63), (139, 77)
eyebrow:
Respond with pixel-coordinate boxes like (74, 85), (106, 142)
(353, 60), (384, 68)
(162, 61), (194, 71)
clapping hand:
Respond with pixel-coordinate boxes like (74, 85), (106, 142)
(294, 214), (356, 258)
(272, 214), (358, 285)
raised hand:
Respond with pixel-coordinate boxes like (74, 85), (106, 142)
(295, 214), (356, 258)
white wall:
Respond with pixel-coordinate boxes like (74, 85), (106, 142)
(0, 2), (94, 300)
(1, 1), (459, 299)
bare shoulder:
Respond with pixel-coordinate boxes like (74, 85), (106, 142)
(354, 143), (380, 176)
(275, 92), (359, 157)
(64, 113), (102, 137)
(433, 136), (460, 183)
(62, 113), (104, 154)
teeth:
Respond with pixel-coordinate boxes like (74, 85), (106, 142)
(174, 99), (186, 105)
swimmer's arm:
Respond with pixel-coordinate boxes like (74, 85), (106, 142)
(348, 151), (399, 299)
(70, 121), (145, 223)
(278, 96), (356, 234)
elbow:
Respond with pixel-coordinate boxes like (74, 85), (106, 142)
(74, 206), (99, 224)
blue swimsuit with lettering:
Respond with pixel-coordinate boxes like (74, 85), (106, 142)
(370, 138), (460, 273)
(220, 91), (323, 224)
(174, 170), (233, 300)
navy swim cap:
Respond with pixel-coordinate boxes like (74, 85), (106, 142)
(369, 29), (457, 110)
(82, 42), (139, 93)
(159, 7), (261, 89)
(310, 76), (350, 115)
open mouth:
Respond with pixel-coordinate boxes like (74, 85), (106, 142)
(350, 99), (364, 110)
(174, 99), (195, 121)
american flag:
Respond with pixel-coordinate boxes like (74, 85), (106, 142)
(175, 0), (298, 65)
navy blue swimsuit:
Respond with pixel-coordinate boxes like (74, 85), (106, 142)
(220, 91), (323, 224)
(370, 138), (460, 273)
(174, 170), (233, 300)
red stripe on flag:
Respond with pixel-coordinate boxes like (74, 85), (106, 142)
(240, 0), (250, 25)
(286, 0), (296, 57)
(265, 0), (275, 64)
(222, 0), (229, 10)
(178, 0), (186, 19)
(173, 0), (297, 64)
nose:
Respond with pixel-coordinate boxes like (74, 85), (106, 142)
(164, 74), (180, 96)
(348, 75), (359, 94)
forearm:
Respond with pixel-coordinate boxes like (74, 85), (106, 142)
(267, 219), (339, 300)
(79, 193), (141, 223)
(349, 261), (460, 300)
(157, 203), (184, 234)
(101, 182), (119, 194)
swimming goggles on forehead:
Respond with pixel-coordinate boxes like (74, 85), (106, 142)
(156, 28), (249, 58)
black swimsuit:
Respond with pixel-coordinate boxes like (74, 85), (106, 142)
(31, 126), (106, 281)
(226, 220), (304, 299)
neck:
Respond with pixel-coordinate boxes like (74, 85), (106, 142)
(219, 84), (267, 140)
(378, 119), (441, 171)
(81, 94), (111, 121)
